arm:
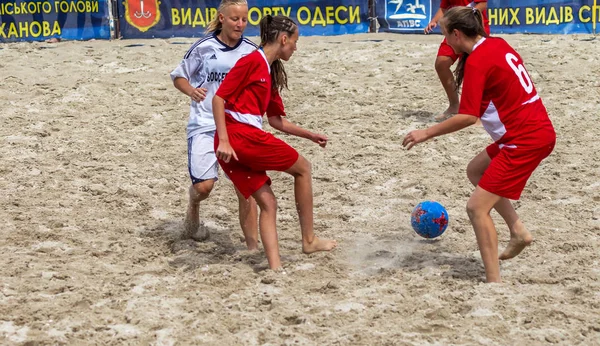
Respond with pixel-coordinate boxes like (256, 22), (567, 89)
(474, 1), (487, 12)
(212, 95), (238, 162)
(268, 116), (328, 148)
(170, 49), (208, 102)
(402, 113), (478, 150)
(173, 77), (207, 103)
(424, 8), (445, 34)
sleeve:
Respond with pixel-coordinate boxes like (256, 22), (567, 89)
(473, 0), (487, 3)
(215, 55), (253, 102)
(170, 48), (205, 86)
(266, 89), (286, 117)
(440, 0), (450, 9)
(458, 59), (486, 118)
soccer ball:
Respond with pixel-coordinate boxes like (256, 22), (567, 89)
(411, 201), (449, 238)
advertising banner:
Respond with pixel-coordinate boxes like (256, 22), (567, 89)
(377, 0), (599, 34)
(0, 0), (111, 42)
(117, 0), (370, 39)
(487, 0), (597, 34)
(377, 0), (437, 33)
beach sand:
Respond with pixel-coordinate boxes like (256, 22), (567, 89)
(1, 33), (599, 344)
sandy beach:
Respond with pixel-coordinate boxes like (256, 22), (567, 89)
(0, 32), (599, 344)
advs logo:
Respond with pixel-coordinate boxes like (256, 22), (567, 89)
(124, 0), (161, 32)
(385, 0), (431, 29)
(387, 0), (427, 19)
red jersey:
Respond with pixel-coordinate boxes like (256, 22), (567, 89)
(440, 0), (490, 33)
(215, 49), (286, 129)
(459, 37), (555, 149)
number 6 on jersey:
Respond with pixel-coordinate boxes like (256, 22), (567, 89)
(505, 53), (533, 94)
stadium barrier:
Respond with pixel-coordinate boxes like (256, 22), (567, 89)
(377, 0), (598, 35)
(0, 0), (597, 42)
(116, 0), (370, 39)
(0, 0), (111, 42)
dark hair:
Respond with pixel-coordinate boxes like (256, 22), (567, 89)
(440, 6), (487, 90)
(259, 15), (297, 92)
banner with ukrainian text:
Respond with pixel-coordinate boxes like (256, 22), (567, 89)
(117, 0), (369, 38)
(486, 0), (597, 34)
(376, 0), (599, 34)
(0, 0), (111, 42)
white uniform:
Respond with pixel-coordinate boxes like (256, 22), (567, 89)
(170, 32), (257, 183)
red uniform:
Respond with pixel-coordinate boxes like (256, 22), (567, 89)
(215, 49), (299, 198)
(438, 0), (490, 61)
(458, 37), (556, 200)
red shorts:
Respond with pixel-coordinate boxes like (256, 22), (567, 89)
(479, 141), (555, 200)
(437, 38), (461, 61)
(437, 25), (490, 61)
(215, 116), (299, 199)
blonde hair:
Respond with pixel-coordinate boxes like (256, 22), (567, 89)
(206, 0), (248, 34)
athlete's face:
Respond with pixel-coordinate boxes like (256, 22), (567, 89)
(441, 22), (461, 54)
(279, 29), (299, 61)
(219, 5), (248, 42)
(442, 29), (464, 54)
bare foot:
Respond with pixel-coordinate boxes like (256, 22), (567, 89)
(499, 224), (533, 260)
(302, 237), (337, 254)
(238, 235), (259, 251)
(183, 204), (209, 241)
(434, 105), (459, 122)
(45, 38), (61, 43)
(190, 223), (209, 242)
(183, 208), (198, 239)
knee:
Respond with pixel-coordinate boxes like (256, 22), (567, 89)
(256, 195), (277, 214)
(291, 155), (311, 177)
(192, 180), (214, 198)
(465, 202), (477, 220)
(435, 57), (453, 72)
(238, 195), (257, 211)
(466, 200), (487, 221)
(466, 163), (481, 186)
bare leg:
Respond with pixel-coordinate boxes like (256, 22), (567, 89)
(467, 151), (533, 260)
(184, 180), (214, 241)
(251, 184), (281, 270)
(466, 186), (503, 283)
(234, 187), (259, 251)
(284, 156), (337, 254)
(434, 56), (459, 122)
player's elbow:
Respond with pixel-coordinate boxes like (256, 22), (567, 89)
(267, 116), (284, 130)
(212, 95), (223, 108)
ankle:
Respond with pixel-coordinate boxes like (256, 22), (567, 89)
(302, 235), (316, 246)
(245, 238), (259, 250)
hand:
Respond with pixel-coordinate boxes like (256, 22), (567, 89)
(189, 87), (208, 103)
(216, 141), (238, 163)
(402, 129), (429, 150)
(310, 133), (328, 148)
(424, 21), (437, 34)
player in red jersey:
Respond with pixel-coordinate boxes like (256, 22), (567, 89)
(404, 7), (556, 283)
(425, 0), (490, 121)
(212, 15), (337, 270)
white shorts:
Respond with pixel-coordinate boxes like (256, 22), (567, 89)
(187, 131), (218, 184)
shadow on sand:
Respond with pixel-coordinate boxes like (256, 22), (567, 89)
(143, 219), (269, 272)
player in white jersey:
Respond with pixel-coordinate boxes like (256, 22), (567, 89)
(170, 0), (260, 248)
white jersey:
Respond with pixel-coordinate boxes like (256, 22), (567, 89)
(170, 32), (257, 138)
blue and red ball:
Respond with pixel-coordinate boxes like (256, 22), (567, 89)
(411, 201), (449, 238)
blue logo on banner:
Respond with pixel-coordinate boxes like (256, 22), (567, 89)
(385, 0), (431, 30)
